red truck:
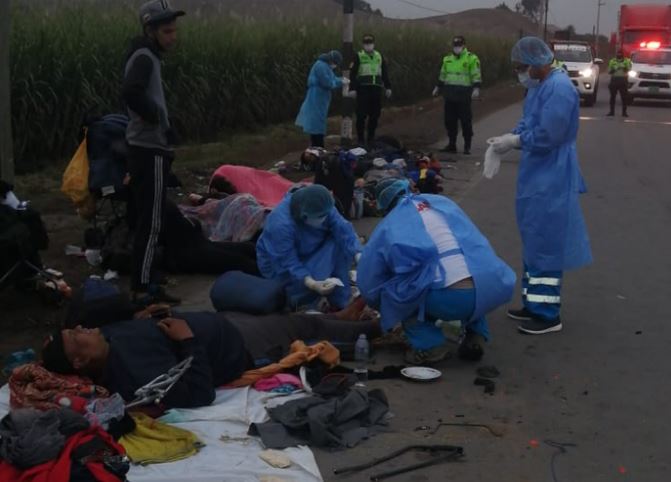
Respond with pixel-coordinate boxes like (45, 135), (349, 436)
(618, 4), (671, 57)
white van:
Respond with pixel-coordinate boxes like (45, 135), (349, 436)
(628, 46), (671, 101)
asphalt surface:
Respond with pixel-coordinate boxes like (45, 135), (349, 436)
(314, 79), (671, 481)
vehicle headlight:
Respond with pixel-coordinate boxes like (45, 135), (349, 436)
(579, 68), (593, 78)
(628, 70), (638, 78)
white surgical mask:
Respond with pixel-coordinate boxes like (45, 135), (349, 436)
(330, 63), (337, 70)
(363, 43), (375, 53)
(305, 216), (327, 227)
(453, 46), (464, 55)
(518, 70), (540, 89)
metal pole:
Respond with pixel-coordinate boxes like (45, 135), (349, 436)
(543, 0), (549, 41)
(341, 0), (354, 146)
(0, 0), (14, 183)
(595, 0), (605, 58)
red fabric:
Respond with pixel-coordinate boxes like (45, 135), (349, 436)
(210, 165), (294, 207)
(0, 427), (125, 482)
(9, 363), (109, 411)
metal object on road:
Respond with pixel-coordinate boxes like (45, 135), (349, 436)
(333, 444), (464, 481)
(125, 356), (193, 409)
(431, 421), (505, 437)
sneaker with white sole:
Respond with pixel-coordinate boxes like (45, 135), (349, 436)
(507, 307), (534, 321)
(517, 318), (562, 335)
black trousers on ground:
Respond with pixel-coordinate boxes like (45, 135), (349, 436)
(310, 134), (325, 148)
(128, 145), (172, 291)
(444, 99), (473, 148)
(609, 78), (628, 114)
(356, 86), (383, 143)
(169, 238), (259, 276)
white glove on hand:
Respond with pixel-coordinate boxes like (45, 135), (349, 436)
(472, 88), (480, 99)
(346, 90), (357, 99)
(385, 89), (392, 99)
(432, 86), (440, 97)
(341, 77), (351, 86)
(304, 276), (338, 296)
(491, 134), (521, 154)
(355, 252), (362, 264)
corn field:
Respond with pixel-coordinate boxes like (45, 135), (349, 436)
(9, 4), (514, 167)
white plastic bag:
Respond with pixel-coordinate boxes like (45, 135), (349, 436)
(483, 141), (502, 179)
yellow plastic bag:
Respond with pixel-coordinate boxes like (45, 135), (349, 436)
(61, 139), (90, 205)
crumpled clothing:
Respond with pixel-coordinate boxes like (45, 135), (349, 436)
(209, 165), (294, 208)
(253, 374), (303, 393)
(227, 341), (339, 388)
(0, 407), (89, 468)
(180, 193), (268, 243)
(119, 413), (202, 465)
(9, 363), (109, 411)
(249, 388), (389, 449)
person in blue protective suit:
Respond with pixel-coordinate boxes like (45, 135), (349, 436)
(256, 185), (362, 311)
(295, 50), (349, 148)
(357, 179), (516, 365)
(489, 37), (592, 335)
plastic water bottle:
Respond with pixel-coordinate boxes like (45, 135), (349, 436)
(354, 334), (370, 386)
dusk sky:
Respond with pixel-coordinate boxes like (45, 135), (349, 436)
(366, 0), (671, 35)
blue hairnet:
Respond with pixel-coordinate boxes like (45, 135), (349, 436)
(376, 179), (410, 212)
(328, 50), (343, 66)
(290, 185), (334, 221)
(511, 36), (554, 66)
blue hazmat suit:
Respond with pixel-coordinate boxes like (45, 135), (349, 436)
(256, 191), (362, 309)
(295, 54), (344, 136)
(358, 193), (516, 342)
(512, 68), (592, 272)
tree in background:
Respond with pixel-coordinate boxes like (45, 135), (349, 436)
(333, 0), (382, 16)
(515, 0), (541, 23)
(496, 2), (512, 11)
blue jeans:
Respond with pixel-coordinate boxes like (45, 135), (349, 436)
(522, 264), (562, 321)
(403, 287), (489, 351)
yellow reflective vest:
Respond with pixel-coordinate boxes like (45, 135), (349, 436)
(609, 57), (632, 78)
(439, 49), (482, 87)
(357, 50), (383, 86)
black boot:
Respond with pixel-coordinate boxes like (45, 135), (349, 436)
(622, 110), (629, 117)
(463, 139), (472, 155)
(442, 139), (457, 153)
(606, 111), (615, 116)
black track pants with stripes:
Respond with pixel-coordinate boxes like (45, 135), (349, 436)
(128, 145), (172, 292)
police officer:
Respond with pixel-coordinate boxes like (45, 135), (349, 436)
(433, 36), (482, 155)
(350, 34), (391, 145)
(607, 50), (632, 117)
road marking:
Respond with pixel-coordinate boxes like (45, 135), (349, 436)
(580, 116), (671, 126)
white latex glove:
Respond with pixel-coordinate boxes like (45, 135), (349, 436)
(483, 144), (501, 179)
(432, 86), (440, 97)
(385, 89), (392, 99)
(472, 88), (480, 99)
(341, 77), (351, 86)
(355, 252), (362, 264)
(304, 276), (337, 296)
(491, 134), (521, 154)
(346, 90), (357, 99)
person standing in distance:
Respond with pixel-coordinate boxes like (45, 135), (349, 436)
(122, 0), (184, 305)
(607, 50), (632, 117)
(432, 36), (482, 155)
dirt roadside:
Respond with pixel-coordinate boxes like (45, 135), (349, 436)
(1, 82), (523, 374)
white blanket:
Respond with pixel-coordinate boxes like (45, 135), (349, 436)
(0, 385), (322, 482)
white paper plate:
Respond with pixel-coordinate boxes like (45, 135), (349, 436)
(401, 367), (442, 382)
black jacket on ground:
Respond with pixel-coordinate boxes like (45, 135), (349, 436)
(100, 313), (251, 408)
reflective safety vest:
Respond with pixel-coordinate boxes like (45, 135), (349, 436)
(357, 50), (383, 86)
(609, 57), (632, 77)
(552, 59), (567, 71)
(439, 49), (482, 87)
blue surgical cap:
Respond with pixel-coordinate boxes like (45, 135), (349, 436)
(511, 36), (554, 66)
(290, 185), (334, 222)
(376, 178), (410, 213)
(328, 50), (343, 66)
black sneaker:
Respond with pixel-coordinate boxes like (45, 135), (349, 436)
(507, 307), (534, 321)
(463, 148), (471, 155)
(623, 112), (629, 117)
(458, 331), (484, 361)
(606, 112), (615, 117)
(441, 144), (457, 153)
(517, 318), (562, 335)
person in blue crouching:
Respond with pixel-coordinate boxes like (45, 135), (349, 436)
(357, 179), (516, 365)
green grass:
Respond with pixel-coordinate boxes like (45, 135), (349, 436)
(10, 4), (514, 168)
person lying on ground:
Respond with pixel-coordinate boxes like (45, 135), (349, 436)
(41, 310), (380, 409)
(256, 185), (362, 311)
(357, 179), (516, 365)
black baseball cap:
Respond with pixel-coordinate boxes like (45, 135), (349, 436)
(363, 34), (375, 43)
(139, 0), (186, 27)
(453, 36), (466, 46)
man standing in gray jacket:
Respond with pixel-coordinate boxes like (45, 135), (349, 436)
(122, 0), (184, 305)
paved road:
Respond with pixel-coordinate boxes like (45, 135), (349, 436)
(316, 80), (671, 481)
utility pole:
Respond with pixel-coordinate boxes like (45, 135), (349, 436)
(595, 0), (606, 58)
(543, 0), (550, 41)
(538, 0), (545, 38)
(0, 0), (14, 183)
(341, 0), (354, 147)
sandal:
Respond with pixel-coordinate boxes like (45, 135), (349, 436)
(404, 344), (451, 366)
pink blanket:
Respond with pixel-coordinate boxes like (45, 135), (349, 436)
(210, 165), (295, 208)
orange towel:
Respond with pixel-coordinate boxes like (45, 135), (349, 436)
(226, 340), (340, 388)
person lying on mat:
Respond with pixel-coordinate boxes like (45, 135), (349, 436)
(41, 309), (380, 409)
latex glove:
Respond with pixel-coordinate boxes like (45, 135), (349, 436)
(472, 88), (480, 99)
(432, 86), (440, 97)
(341, 77), (351, 86)
(355, 252), (362, 264)
(304, 276), (338, 296)
(385, 89), (392, 99)
(483, 144), (501, 179)
(346, 90), (357, 99)
(491, 134), (521, 154)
